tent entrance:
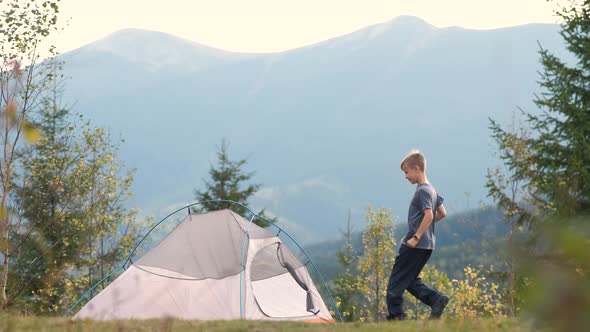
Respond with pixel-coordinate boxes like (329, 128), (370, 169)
(250, 242), (318, 318)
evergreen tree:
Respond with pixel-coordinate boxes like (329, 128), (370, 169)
(14, 120), (138, 313)
(9, 72), (139, 313)
(194, 139), (275, 227)
(487, 1), (590, 327)
(488, 0), (590, 219)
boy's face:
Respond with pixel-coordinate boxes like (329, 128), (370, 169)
(402, 164), (421, 184)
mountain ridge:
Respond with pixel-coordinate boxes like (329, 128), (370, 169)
(60, 15), (559, 67)
(56, 16), (565, 243)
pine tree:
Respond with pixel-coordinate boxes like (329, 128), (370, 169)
(487, 1), (590, 327)
(488, 0), (590, 219)
(194, 139), (275, 227)
(9, 72), (139, 312)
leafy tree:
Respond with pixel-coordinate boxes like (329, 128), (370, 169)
(403, 264), (453, 320)
(13, 117), (139, 313)
(357, 206), (395, 322)
(402, 264), (506, 319)
(449, 265), (506, 318)
(333, 210), (361, 321)
(194, 139), (276, 227)
(0, 0), (62, 309)
(486, 117), (533, 315)
(2, 58), (140, 313)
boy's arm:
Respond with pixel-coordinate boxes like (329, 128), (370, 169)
(435, 204), (446, 222)
(406, 209), (434, 248)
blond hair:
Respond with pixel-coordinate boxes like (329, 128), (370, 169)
(400, 150), (426, 171)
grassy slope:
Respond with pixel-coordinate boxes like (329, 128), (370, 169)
(0, 315), (535, 332)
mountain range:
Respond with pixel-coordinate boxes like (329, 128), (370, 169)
(58, 16), (567, 243)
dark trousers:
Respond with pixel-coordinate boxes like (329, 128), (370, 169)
(386, 244), (441, 319)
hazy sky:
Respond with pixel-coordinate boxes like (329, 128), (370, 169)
(46, 0), (559, 54)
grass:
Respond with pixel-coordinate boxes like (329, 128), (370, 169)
(0, 315), (537, 332)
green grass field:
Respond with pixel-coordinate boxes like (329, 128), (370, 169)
(0, 315), (537, 332)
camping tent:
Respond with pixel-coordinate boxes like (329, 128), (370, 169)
(73, 209), (334, 322)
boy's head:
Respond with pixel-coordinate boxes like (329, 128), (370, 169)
(400, 150), (426, 184)
(400, 150), (426, 171)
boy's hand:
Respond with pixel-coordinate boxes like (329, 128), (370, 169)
(407, 236), (419, 248)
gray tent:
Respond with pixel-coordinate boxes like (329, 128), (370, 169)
(74, 209), (333, 322)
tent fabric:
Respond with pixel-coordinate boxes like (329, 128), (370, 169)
(74, 209), (333, 322)
(136, 209), (274, 279)
(250, 243), (304, 281)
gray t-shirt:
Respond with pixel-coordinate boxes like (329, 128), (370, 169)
(402, 183), (444, 250)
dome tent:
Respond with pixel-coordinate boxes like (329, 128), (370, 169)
(68, 204), (338, 322)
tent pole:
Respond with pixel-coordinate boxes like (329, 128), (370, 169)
(239, 214), (256, 319)
(276, 229), (345, 322)
(63, 266), (124, 317)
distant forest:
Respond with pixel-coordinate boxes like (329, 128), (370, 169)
(307, 206), (509, 281)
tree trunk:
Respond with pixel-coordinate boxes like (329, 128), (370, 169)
(100, 234), (104, 284)
(508, 182), (517, 316)
(1, 139), (12, 309)
(1, 255), (7, 308)
(1, 185), (10, 308)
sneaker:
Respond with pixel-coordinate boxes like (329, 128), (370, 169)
(429, 295), (449, 319)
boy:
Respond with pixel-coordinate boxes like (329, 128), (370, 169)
(386, 150), (449, 320)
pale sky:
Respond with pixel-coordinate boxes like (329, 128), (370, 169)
(45, 0), (559, 55)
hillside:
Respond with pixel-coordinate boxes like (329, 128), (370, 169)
(306, 206), (510, 281)
(58, 16), (566, 242)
